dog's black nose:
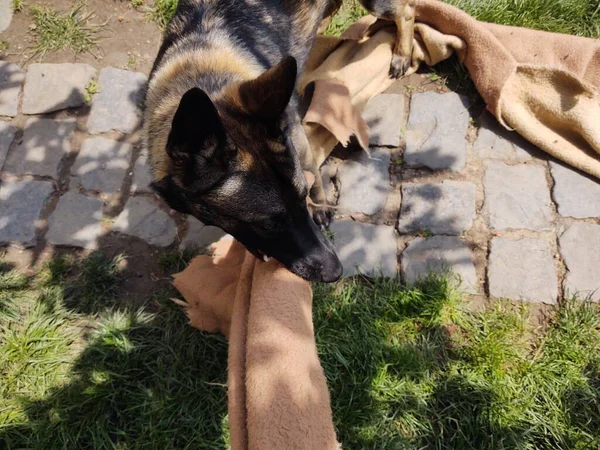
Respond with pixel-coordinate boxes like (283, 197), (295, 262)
(319, 252), (343, 283)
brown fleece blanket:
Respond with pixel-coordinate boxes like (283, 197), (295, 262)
(172, 3), (600, 449)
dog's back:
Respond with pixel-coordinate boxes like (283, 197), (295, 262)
(145, 0), (339, 182)
(151, 0), (339, 79)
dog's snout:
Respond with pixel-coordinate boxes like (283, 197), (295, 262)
(318, 251), (343, 283)
(291, 243), (342, 283)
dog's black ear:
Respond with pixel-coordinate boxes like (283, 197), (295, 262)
(238, 56), (297, 121)
(167, 88), (226, 185)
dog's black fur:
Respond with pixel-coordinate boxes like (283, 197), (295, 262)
(145, 0), (412, 282)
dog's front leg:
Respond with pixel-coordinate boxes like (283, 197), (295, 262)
(389, 0), (416, 78)
(290, 119), (334, 228)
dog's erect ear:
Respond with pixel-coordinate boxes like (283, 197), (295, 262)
(167, 88), (227, 185)
(238, 56), (297, 121)
(167, 88), (225, 160)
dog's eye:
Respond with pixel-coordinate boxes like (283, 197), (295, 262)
(263, 218), (278, 231)
(266, 125), (280, 140)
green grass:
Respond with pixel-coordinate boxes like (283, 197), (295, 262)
(148, 0), (178, 29)
(29, 5), (101, 58)
(1, 250), (600, 449)
(11, 0), (24, 13)
(324, 0), (368, 36)
(447, 0), (600, 38)
(315, 279), (600, 449)
(327, 0), (599, 38)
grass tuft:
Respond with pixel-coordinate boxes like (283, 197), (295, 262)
(29, 5), (101, 58)
(11, 0), (24, 13)
(324, 0), (367, 36)
(64, 252), (125, 313)
(157, 248), (200, 274)
(148, 0), (178, 29)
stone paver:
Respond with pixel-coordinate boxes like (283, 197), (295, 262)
(180, 216), (226, 250)
(550, 162), (600, 219)
(337, 148), (391, 215)
(401, 236), (477, 292)
(0, 61), (25, 117)
(362, 94), (405, 147)
(4, 118), (76, 178)
(397, 181), (476, 235)
(0, 0), (12, 32)
(404, 92), (469, 172)
(0, 121), (17, 169)
(483, 161), (553, 231)
(488, 237), (558, 303)
(474, 113), (534, 162)
(0, 180), (53, 246)
(559, 222), (600, 301)
(113, 197), (177, 247)
(46, 192), (104, 249)
(131, 149), (153, 193)
(87, 68), (147, 134)
(330, 220), (397, 278)
(72, 137), (130, 193)
(22, 63), (97, 114)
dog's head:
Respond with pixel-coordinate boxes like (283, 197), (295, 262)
(151, 56), (342, 283)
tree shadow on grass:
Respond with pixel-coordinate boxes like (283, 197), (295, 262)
(2, 252), (600, 450)
(0, 250), (229, 450)
(313, 278), (600, 450)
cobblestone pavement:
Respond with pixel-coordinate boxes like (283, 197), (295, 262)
(1, 61), (599, 303)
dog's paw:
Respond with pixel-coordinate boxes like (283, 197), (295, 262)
(389, 54), (411, 79)
(312, 205), (334, 229)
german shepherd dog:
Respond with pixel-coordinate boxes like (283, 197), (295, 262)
(145, 0), (415, 283)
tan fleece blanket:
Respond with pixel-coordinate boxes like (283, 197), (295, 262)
(303, 0), (600, 179)
(173, 238), (340, 450)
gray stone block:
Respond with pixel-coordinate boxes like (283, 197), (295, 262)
(401, 236), (477, 292)
(488, 237), (558, 303)
(559, 222), (600, 301)
(0, 120), (17, 169)
(4, 118), (76, 178)
(131, 149), (153, 193)
(362, 94), (405, 147)
(22, 63), (97, 114)
(550, 162), (600, 219)
(474, 112), (535, 162)
(113, 197), (176, 247)
(46, 192), (103, 249)
(72, 137), (130, 193)
(87, 68), (147, 134)
(337, 148), (391, 215)
(483, 161), (553, 231)
(330, 220), (397, 278)
(0, 0), (13, 32)
(0, 180), (53, 245)
(180, 216), (226, 251)
(0, 61), (24, 117)
(397, 181), (476, 235)
(404, 92), (469, 172)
